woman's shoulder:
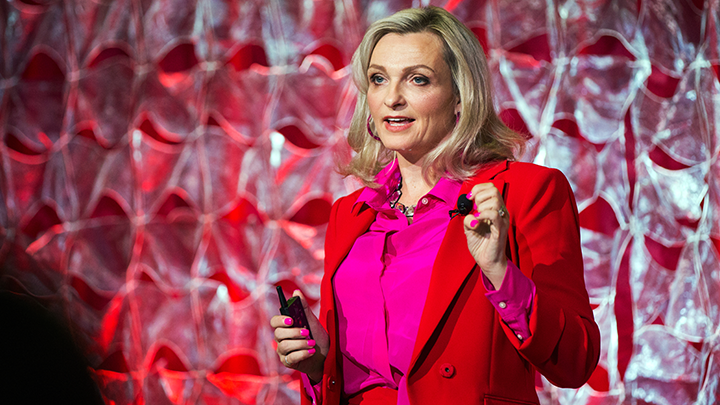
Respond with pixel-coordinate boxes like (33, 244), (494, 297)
(507, 161), (569, 183)
(469, 160), (568, 184)
(326, 187), (374, 238)
(467, 161), (575, 210)
(330, 187), (366, 215)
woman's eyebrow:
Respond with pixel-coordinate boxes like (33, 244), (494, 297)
(403, 64), (435, 74)
(367, 64), (436, 74)
(367, 64), (386, 73)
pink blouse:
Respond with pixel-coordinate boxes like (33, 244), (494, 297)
(306, 161), (535, 404)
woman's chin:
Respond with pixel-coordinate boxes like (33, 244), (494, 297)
(382, 142), (413, 154)
(392, 148), (434, 164)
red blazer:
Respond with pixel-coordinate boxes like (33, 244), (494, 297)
(304, 160), (601, 405)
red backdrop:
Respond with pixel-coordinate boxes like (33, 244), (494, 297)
(1, 0), (719, 404)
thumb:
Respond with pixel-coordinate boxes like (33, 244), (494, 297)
(292, 289), (310, 312)
(292, 290), (319, 327)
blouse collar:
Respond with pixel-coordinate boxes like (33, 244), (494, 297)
(354, 160), (461, 211)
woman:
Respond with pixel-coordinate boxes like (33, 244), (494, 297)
(271, 6), (600, 405)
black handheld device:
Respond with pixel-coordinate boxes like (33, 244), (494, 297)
(277, 286), (313, 339)
(449, 193), (473, 218)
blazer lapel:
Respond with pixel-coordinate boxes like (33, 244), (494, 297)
(408, 160), (510, 374)
(324, 200), (377, 280)
(408, 212), (477, 375)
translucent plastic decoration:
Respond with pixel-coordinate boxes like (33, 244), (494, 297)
(1, 0), (718, 404)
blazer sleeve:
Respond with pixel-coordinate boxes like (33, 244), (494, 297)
(300, 197), (342, 405)
(301, 192), (360, 405)
(503, 166), (601, 388)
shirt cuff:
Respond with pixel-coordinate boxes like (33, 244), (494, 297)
(301, 373), (322, 404)
(482, 260), (535, 341)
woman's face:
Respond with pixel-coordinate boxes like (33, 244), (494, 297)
(367, 32), (459, 163)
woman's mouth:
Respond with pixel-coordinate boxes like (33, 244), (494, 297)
(384, 117), (415, 131)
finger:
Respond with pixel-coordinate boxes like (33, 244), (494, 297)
(473, 198), (506, 217)
(292, 289), (310, 313)
(281, 354), (294, 368)
(274, 325), (311, 342)
(468, 182), (493, 195)
(277, 339), (316, 361)
(471, 199), (501, 217)
(282, 347), (317, 368)
(465, 197), (500, 224)
(463, 213), (494, 235)
(469, 186), (502, 207)
(281, 352), (298, 368)
(468, 183), (496, 201)
(464, 207), (508, 235)
(278, 336), (316, 353)
(470, 210), (504, 226)
(464, 211), (487, 229)
(270, 315), (295, 328)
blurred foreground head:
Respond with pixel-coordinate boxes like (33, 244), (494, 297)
(0, 291), (104, 405)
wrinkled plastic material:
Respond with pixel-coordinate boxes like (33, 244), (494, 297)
(1, 0), (719, 404)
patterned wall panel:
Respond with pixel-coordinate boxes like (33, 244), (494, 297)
(0, 0), (718, 404)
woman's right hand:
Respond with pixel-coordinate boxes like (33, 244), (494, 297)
(270, 290), (329, 383)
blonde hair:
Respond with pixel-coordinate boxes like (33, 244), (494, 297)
(341, 6), (525, 187)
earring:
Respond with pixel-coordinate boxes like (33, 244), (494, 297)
(455, 111), (461, 126)
(367, 116), (381, 141)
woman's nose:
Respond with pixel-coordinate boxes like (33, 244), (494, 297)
(384, 83), (405, 109)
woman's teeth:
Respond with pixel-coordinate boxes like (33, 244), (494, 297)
(386, 118), (414, 126)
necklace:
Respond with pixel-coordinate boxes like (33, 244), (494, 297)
(389, 177), (416, 218)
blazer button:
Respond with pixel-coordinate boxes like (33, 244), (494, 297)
(326, 377), (337, 391)
(439, 363), (455, 378)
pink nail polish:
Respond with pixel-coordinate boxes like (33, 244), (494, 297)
(467, 191), (473, 199)
(308, 348), (316, 355)
(470, 220), (478, 228)
(307, 339), (315, 347)
(284, 318), (293, 326)
(474, 212), (480, 218)
(300, 329), (309, 337)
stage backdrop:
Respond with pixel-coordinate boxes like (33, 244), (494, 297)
(1, 0), (719, 403)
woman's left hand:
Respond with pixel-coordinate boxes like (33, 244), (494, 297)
(463, 183), (509, 289)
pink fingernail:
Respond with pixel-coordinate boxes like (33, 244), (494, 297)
(284, 318), (293, 326)
(300, 329), (309, 337)
(470, 220), (478, 227)
(467, 191), (473, 199)
(308, 348), (316, 355)
(473, 212), (480, 218)
(307, 339), (315, 347)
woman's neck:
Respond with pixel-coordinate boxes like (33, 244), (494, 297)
(397, 157), (436, 207)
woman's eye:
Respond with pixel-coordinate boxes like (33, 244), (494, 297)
(412, 76), (429, 85)
(370, 75), (385, 85)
